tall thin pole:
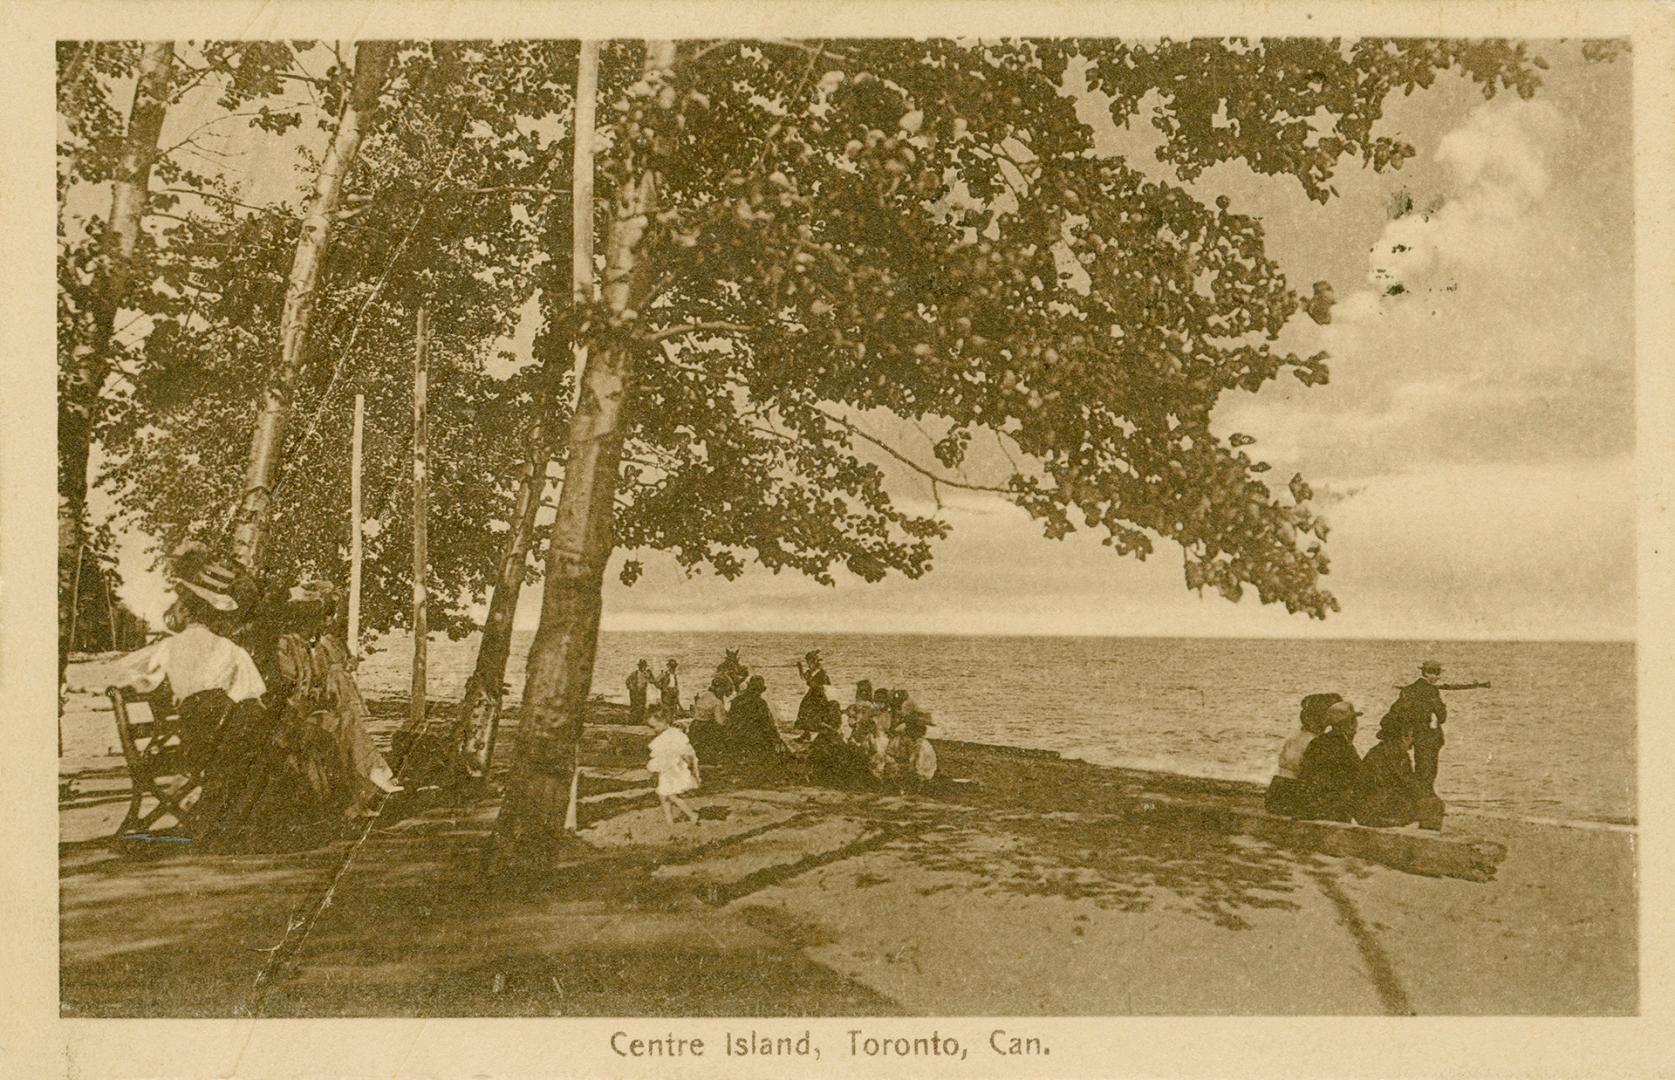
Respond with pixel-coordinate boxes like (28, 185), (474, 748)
(410, 308), (430, 736)
(348, 393), (364, 657)
(102, 568), (117, 649)
(563, 39), (600, 835)
(66, 544), (85, 657)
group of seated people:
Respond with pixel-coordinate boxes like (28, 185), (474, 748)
(667, 649), (940, 794)
(1264, 692), (1445, 831)
(112, 543), (401, 851)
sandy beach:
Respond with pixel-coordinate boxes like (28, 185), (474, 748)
(56, 658), (1635, 1018)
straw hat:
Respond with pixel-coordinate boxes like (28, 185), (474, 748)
(171, 542), (244, 609)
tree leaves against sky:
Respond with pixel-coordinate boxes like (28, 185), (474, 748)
(64, 37), (1552, 632)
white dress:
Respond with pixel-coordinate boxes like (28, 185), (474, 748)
(648, 726), (698, 797)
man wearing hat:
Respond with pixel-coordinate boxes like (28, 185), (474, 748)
(1382, 660), (1449, 795)
(626, 659), (655, 726)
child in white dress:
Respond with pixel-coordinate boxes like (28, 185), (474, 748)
(647, 714), (701, 826)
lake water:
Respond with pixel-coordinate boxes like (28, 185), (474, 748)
(356, 631), (1637, 826)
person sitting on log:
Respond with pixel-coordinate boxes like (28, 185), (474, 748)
(884, 711), (938, 794)
(1293, 700), (1363, 823)
(688, 675), (730, 762)
(1264, 692), (1340, 816)
(726, 674), (791, 762)
(846, 679), (875, 725)
(795, 669), (840, 742)
(1355, 714), (1446, 831)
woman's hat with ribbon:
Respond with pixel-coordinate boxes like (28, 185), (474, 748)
(169, 542), (242, 613)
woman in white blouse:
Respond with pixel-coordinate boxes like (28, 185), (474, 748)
(118, 555), (265, 764)
(114, 550), (301, 846)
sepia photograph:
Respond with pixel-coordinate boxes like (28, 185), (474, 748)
(11, 3), (1675, 1075)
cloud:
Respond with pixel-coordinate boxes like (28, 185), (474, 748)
(590, 453), (1635, 641)
(1365, 99), (1563, 300)
(1219, 94), (1630, 481)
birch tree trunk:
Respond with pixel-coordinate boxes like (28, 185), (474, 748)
(491, 40), (674, 874)
(230, 40), (394, 572)
(451, 39), (600, 780)
(59, 41), (173, 678)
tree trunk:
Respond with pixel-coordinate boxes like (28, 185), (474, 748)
(451, 39), (600, 780)
(450, 421), (552, 777)
(59, 41), (173, 681)
(230, 41), (394, 572)
(491, 41), (674, 876)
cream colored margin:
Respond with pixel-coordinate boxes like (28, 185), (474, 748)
(2, 2), (1670, 1077)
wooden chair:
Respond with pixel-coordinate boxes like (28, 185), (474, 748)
(106, 686), (204, 852)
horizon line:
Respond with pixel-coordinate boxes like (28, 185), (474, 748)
(488, 623), (1635, 646)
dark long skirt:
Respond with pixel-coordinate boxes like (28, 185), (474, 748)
(1264, 776), (1306, 817)
(179, 690), (342, 853)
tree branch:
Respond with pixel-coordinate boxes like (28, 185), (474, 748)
(814, 406), (1015, 498)
(647, 320), (754, 342)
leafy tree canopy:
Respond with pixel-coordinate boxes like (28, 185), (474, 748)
(66, 37), (1560, 634)
(574, 37), (1549, 616)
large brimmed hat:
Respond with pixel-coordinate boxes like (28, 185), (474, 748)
(1420, 659), (1443, 675)
(171, 549), (244, 616)
(1324, 700), (1361, 730)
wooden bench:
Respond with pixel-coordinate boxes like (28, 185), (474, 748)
(106, 686), (205, 853)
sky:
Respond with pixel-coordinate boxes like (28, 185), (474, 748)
(94, 41), (1637, 642)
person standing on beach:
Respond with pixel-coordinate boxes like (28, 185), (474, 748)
(1383, 660), (1448, 795)
(626, 659), (655, 726)
(796, 649), (826, 688)
(655, 658), (682, 717)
